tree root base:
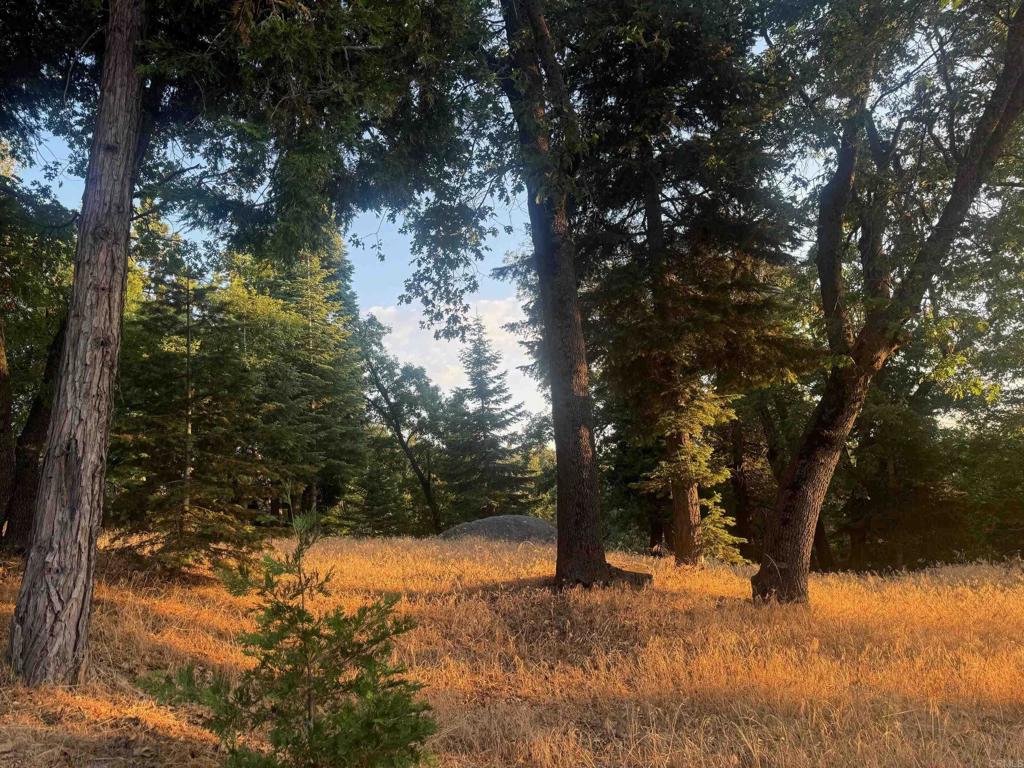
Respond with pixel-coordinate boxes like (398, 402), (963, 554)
(555, 563), (652, 590)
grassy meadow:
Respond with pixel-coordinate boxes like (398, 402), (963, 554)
(1, 537), (1023, 767)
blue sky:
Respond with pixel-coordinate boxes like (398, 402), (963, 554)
(17, 136), (548, 413)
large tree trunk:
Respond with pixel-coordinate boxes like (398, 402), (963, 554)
(2, 319), (66, 551)
(499, 0), (635, 586)
(528, 170), (610, 585)
(755, 396), (836, 572)
(753, 9), (1024, 602)
(752, 363), (879, 601)
(8, 0), (145, 685)
(667, 432), (701, 565)
(647, 502), (666, 554)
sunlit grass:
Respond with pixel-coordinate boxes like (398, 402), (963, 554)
(2, 537), (1023, 766)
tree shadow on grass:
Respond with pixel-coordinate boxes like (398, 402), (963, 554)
(2, 716), (219, 768)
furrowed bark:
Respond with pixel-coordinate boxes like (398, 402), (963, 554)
(753, 363), (880, 601)
(1, 318), (66, 551)
(498, 0), (641, 586)
(753, 4), (1024, 602)
(668, 431), (701, 566)
(755, 395), (836, 572)
(8, 0), (145, 685)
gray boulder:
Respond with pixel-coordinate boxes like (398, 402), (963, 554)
(438, 514), (556, 544)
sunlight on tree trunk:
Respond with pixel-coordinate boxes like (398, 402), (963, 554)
(8, 0), (145, 685)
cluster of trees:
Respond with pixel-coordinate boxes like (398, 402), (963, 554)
(1, 182), (548, 562)
(2, 0), (1022, 688)
(112, 223), (547, 560)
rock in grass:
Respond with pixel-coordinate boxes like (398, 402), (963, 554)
(438, 515), (556, 544)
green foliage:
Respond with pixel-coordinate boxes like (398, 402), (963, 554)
(7, 0), (1024, 579)
(442, 318), (535, 523)
(698, 496), (748, 566)
(0, 156), (74, 417)
(144, 515), (435, 768)
(109, 222), (366, 567)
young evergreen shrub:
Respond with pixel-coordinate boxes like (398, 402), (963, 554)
(699, 495), (748, 565)
(144, 515), (435, 768)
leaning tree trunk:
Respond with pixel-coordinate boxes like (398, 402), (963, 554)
(8, 0), (145, 686)
(365, 362), (444, 534)
(2, 319), (66, 551)
(752, 362), (880, 602)
(499, 0), (627, 586)
(752, 4), (1024, 602)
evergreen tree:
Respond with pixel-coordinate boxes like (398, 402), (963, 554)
(110, 226), (366, 567)
(111, 229), (267, 566)
(443, 318), (533, 522)
(146, 514), (435, 768)
(346, 427), (430, 537)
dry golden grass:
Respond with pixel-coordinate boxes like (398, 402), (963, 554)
(2, 537), (1023, 767)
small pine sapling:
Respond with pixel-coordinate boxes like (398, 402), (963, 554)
(144, 515), (435, 767)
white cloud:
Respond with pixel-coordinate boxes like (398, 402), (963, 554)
(364, 298), (547, 415)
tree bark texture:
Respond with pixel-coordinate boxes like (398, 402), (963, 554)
(669, 478), (701, 565)
(8, 0), (145, 685)
(753, 6), (1024, 602)
(753, 364), (877, 601)
(498, 0), (623, 586)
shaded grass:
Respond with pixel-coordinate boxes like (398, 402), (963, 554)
(1, 538), (1023, 766)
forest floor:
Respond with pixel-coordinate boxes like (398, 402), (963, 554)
(1, 538), (1023, 767)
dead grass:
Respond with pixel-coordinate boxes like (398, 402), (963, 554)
(2, 537), (1023, 767)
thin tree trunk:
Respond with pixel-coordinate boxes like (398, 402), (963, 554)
(812, 516), (836, 572)
(2, 319), (66, 551)
(640, 136), (704, 567)
(647, 502), (666, 554)
(8, 0), (145, 685)
(848, 516), (868, 570)
(300, 484), (316, 515)
(182, 269), (193, 537)
(364, 365), (443, 534)
(404, 440), (442, 534)
(729, 418), (755, 558)
(498, 0), (638, 586)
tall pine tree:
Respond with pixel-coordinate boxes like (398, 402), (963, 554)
(444, 318), (533, 522)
